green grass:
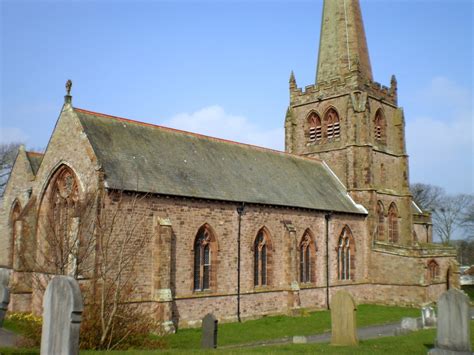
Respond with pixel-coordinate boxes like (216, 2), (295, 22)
(462, 285), (474, 302)
(159, 304), (419, 349)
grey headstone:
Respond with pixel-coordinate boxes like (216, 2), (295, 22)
(422, 306), (437, 328)
(0, 268), (11, 287)
(400, 317), (420, 332)
(201, 313), (218, 349)
(0, 283), (10, 327)
(429, 289), (471, 355)
(40, 276), (83, 355)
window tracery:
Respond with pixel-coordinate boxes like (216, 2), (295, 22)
(254, 229), (272, 287)
(337, 227), (354, 281)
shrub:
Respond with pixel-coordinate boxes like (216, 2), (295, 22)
(5, 313), (42, 347)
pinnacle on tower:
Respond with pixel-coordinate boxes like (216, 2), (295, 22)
(316, 0), (373, 84)
(289, 70), (297, 89)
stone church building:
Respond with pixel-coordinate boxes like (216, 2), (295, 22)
(1, 0), (457, 328)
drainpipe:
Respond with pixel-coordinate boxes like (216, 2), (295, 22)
(236, 202), (246, 322)
(325, 212), (332, 310)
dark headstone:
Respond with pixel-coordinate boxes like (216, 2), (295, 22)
(40, 276), (83, 355)
(429, 289), (471, 355)
(201, 313), (218, 349)
(0, 283), (10, 327)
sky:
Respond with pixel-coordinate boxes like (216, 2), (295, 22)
(1, 0), (473, 195)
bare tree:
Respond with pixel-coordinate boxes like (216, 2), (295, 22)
(432, 194), (473, 245)
(27, 187), (154, 350)
(410, 182), (445, 211)
(0, 142), (21, 196)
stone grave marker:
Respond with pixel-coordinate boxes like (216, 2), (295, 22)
(40, 276), (83, 355)
(330, 290), (358, 346)
(0, 268), (10, 287)
(421, 305), (436, 328)
(0, 282), (10, 327)
(201, 313), (218, 349)
(429, 288), (471, 354)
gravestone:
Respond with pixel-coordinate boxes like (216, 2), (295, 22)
(0, 283), (10, 327)
(421, 305), (437, 328)
(201, 313), (218, 349)
(40, 276), (83, 355)
(0, 268), (11, 287)
(330, 290), (358, 346)
(429, 289), (471, 355)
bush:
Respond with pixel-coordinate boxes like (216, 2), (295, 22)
(5, 313), (42, 347)
(79, 302), (165, 350)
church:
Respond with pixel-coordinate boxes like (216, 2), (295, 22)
(0, 0), (458, 328)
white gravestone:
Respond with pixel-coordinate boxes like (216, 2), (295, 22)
(40, 276), (83, 355)
(422, 306), (437, 328)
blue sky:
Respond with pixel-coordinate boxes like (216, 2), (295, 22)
(1, 0), (473, 194)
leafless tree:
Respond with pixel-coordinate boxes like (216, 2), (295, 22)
(431, 194), (473, 245)
(410, 182), (445, 211)
(0, 142), (21, 196)
(21, 186), (154, 349)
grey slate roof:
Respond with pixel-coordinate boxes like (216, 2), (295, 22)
(26, 151), (43, 175)
(75, 108), (365, 214)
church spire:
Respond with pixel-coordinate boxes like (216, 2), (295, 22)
(316, 0), (373, 84)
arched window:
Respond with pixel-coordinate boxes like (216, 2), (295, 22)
(388, 203), (399, 243)
(325, 108), (340, 140)
(43, 165), (80, 275)
(337, 226), (355, 281)
(306, 112), (322, 143)
(254, 228), (272, 287)
(374, 109), (386, 142)
(193, 225), (217, 291)
(299, 230), (316, 283)
(427, 260), (440, 281)
(376, 201), (385, 241)
(10, 201), (22, 267)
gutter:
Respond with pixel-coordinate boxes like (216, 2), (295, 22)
(236, 202), (246, 322)
(325, 212), (332, 310)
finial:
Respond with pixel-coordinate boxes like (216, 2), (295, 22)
(390, 75), (397, 86)
(289, 71), (297, 89)
(64, 79), (72, 104)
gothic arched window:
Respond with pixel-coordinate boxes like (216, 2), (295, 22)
(254, 228), (272, 287)
(47, 166), (80, 274)
(427, 260), (439, 281)
(306, 112), (322, 143)
(300, 230), (316, 283)
(337, 226), (355, 281)
(193, 225), (217, 291)
(325, 108), (340, 140)
(376, 201), (385, 241)
(374, 109), (386, 142)
(388, 203), (399, 243)
(10, 201), (22, 267)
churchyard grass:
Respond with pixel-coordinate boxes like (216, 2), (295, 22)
(4, 322), (470, 354)
(462, 285), (474, 302)
(159, 304), (419, 349)
(0, 304), (426, 353)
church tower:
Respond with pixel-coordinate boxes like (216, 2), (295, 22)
(285, 0), (413, 245)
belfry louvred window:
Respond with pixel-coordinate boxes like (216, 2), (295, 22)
(307, 113), (322, 143)
(374, 109), (386, 142)
(377, 201), (385, 241)
(325, 108), (340, 139)
(193, 227), (214, 291)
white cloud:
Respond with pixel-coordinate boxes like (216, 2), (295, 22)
(0, 127), (29, 144)
(162, 105), (284, 151)
(406, 77), (473, 194)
